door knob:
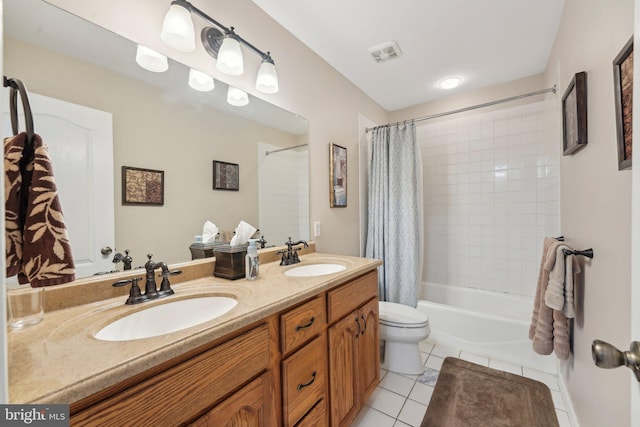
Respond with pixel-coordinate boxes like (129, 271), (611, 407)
(101, 246), (113, 256)
(592, 340), (640, 381)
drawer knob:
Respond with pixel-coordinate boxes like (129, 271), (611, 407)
(297, 371), (317, 391)
(295, 316), (315, 331)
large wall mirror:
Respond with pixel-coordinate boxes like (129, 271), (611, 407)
(3, 0), (310, 278)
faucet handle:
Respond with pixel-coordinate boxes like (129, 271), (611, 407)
(113, 277), (145, 305)
(157, 269), (182, 297)
(275, 250), (288, 265)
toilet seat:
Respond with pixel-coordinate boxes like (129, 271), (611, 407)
(379, 301), (429, 329)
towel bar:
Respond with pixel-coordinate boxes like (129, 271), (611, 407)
(562, 248), (593, 258)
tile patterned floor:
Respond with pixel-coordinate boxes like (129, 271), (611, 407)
(351, 340), (573, 427)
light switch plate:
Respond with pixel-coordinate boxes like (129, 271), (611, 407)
(313, 221), (321, 237)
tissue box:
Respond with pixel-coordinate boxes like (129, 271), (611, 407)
(213, 243), (249, 280)
(189, 242), (218, 260)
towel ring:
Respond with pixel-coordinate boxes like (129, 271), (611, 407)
(3, 76), (34, 145)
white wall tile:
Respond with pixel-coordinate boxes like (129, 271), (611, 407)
(421, 101), (560, 296)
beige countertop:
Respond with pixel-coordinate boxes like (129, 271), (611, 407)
(7, 252), (382, 404)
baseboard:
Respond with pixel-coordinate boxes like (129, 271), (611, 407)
(557, 367), (581, 427)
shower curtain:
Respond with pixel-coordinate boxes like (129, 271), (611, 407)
(365, 122), (423, 307)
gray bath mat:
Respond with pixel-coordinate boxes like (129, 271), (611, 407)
(417, 367), (440, 386)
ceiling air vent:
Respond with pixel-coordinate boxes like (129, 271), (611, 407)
(368, 41), (403, 63)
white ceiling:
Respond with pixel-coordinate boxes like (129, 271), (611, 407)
(251, 0), (566, 111)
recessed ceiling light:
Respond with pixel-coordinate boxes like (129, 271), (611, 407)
(438, 76), (462, 89)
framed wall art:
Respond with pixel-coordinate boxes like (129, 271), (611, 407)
(122, 166), (164, 206)
(562, 71), (588, 156)
(213, 160), (239, 191)
(614, 36), (633, 170)
(329, 143), (347, 207)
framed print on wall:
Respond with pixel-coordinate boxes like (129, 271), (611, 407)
(122, 166), (164, 206)
(329, 143), (347, 207)
(213, 160), (239, 191)
(562, 71), (588, 156)
(613, 35), (633, 170)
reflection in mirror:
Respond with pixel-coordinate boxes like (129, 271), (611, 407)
(3, 0), (309, 278)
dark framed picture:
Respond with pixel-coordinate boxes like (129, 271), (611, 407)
(562, 71), (588, 156)
(614, 36), (633, 170)
(122, 166), (164, 206)
(213, 160), (239, 191)
(329, 143), (347, 207)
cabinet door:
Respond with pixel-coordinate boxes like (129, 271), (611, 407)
(190, 372), (277, 427)
(358, 298), (380, 400)
(328, 312), (360, 427)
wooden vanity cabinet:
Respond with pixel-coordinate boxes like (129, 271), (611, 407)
(70, 269), (380, 427)
(70, 322), (279, 427)
(327, 271), (380, 427)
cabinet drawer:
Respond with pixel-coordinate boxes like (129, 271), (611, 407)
(295, 399), (327, 427)
(72, 324), (272, 426)
(281, 296), (326, 355)
(282, 335), (327, 426)
(327, 270), (378, 323)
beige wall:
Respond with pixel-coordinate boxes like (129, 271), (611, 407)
(48, 0), (389, 257)
(544, 0), (633, 426)
(4, 36), (301, 266)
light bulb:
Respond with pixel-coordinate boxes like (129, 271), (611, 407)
(438, 76), (462, 90)
(161, 3), (196, 52)
(256, 59), (279, 94)
(217, 36), (244, 76)
(188, 68), (215, 92)
(227, 86), (249, 106)
(135, 45), (168, 73)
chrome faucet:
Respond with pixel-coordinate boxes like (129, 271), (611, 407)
(112, 254), (182, 305)
(277, 237), (309, 266)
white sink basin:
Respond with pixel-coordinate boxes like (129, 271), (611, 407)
(284, 263), (346, 277)
(95, 296), (237, 341)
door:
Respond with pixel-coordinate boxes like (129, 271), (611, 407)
(2, 90), (115, 277)
(328, 312), (359, 426)
(358, 298), (380, 400)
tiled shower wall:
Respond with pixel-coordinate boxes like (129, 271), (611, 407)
(420, 101), (560, 297)
(258, 142), (309, 246)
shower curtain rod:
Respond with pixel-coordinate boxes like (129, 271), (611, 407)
(365, 85), (557, 133)
(265, 143), (308, 156)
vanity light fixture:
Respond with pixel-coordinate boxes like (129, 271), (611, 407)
(438, 76), (462, 90)
(227, 86), (249, 106)
(135, 45), (169, 73)
(188, 68), (215, 92)
(160, 0), (279, 94)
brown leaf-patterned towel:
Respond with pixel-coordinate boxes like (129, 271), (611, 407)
(5, 132), (75, 287)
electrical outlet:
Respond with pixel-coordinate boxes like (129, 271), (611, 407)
(313, 221), (321, 237)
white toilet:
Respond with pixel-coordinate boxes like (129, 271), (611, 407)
(379, 301), (431, 375)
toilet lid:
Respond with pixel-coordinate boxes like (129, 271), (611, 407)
(379, 301), (429, 327)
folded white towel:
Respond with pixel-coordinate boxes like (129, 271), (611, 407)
(544, 246), (580, 318)
(545, 245), (567, 311)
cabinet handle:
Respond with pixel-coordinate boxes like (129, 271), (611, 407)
(355, 316), (361, 338)
(295, 316), (315, 331)
(297, 371), (317, 390)
(361, 314), (367, 336)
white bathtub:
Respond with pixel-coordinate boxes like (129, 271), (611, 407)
(417, 282), (557, 373)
